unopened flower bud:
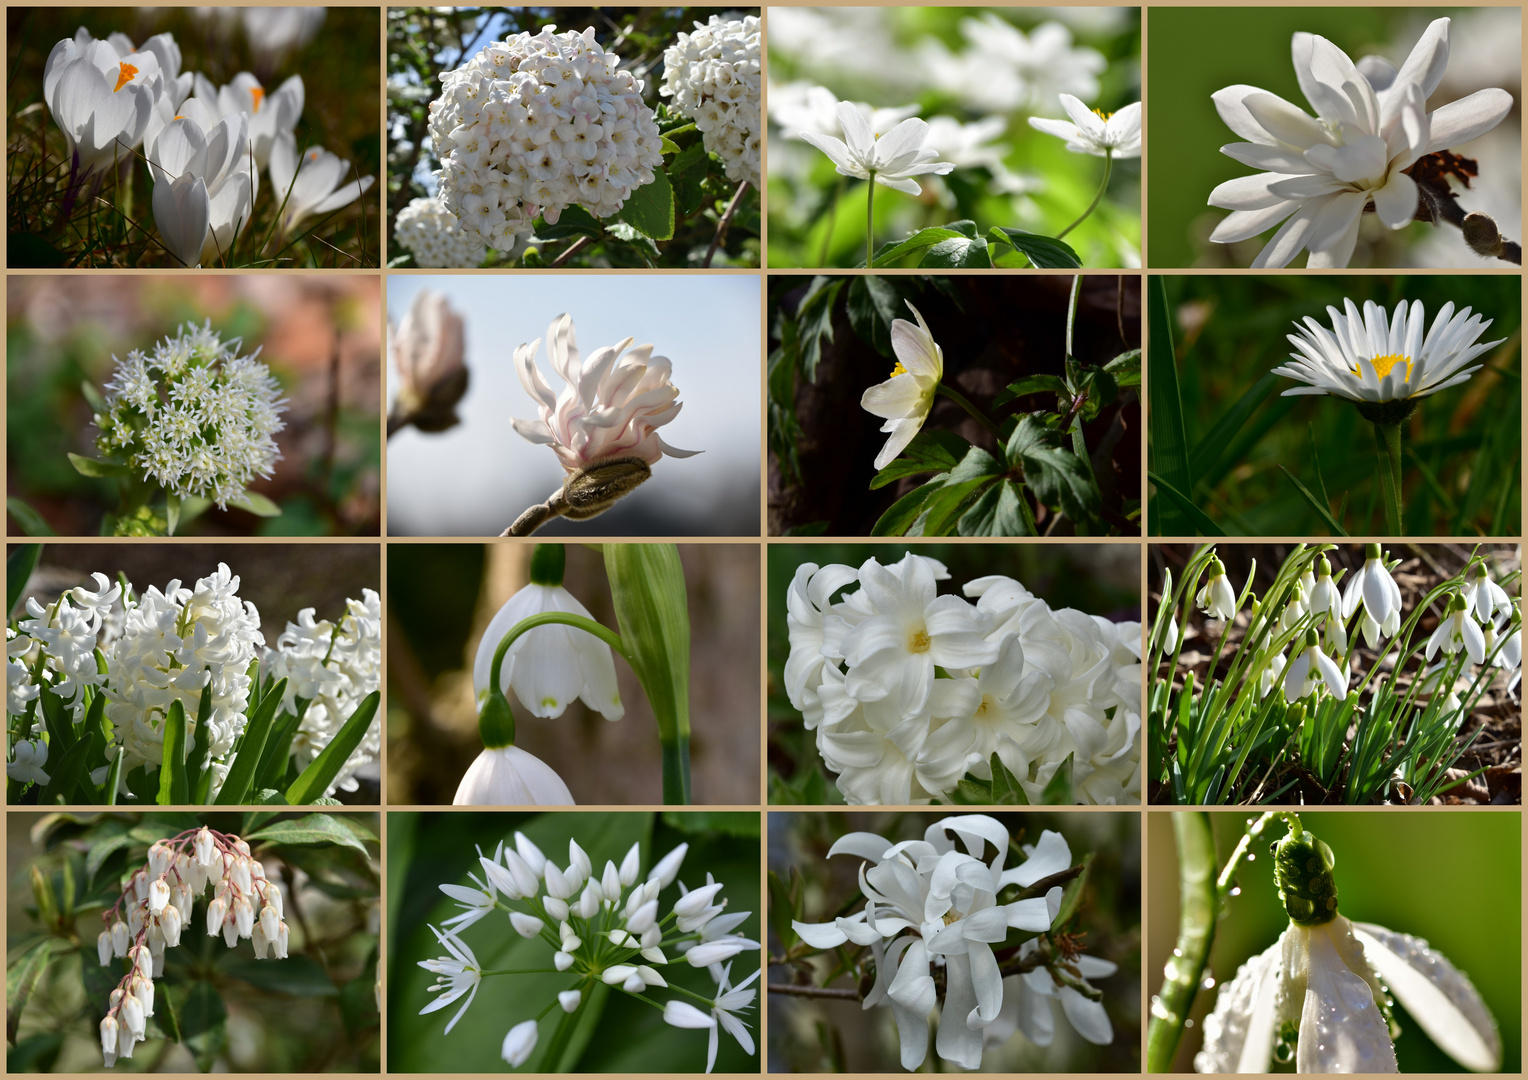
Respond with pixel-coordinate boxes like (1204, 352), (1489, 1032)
(100, 1014), (119, 1060)
(233, 897), (254, 938)
(148, 877), (170, 916)
(130, 945), (152, 979)
(206, 897), (227, 937)
(147, 843), (172, 878)
(513, 832), (546, 876)
(626, 898), (659, 935)
(553, 950), (574, 971)
(120, 994), (146, 1039)
(274, 921), (289, 959)
(647, 843), (688, 888)
(672, 881), (723, 919)
(194, 827), (217, 868)
(543, 896), (569, 922)
(501, 1019), (539, 1067)
(618, 842), (641, 888)
(601, 861), (621, 904)
(252, 923), (271, 959)
(567, 839), (591, 884)
(132, 975), (154, 1018)
(509, 912), (544, 938)
(259, 903), (280, 942)
(558, 989), (581, 1013)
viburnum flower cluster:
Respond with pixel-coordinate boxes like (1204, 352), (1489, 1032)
(393, 196), (487, 267)
(428, 26), (665, 254)
(792, 816), (1115, 1070)
(97, 827), (289, 1067)
(92, 320), (287, 511)
(660, 15), (761, 187)
(419, 833), (759, 1073)
(785, 552), (1142, 805)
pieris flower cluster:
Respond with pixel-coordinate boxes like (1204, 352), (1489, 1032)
(419, 833), (759, 1073)
(785, 552), (1142, 805)
(428, 26), (665, 254)
(91, 320), (287, 511)
(97, 827), (289, 1067)
(262, 590), (383, 795)
(792, 817), (1114, 1070)
(660, 15), (761, 187)
(393, 196), (487, 267)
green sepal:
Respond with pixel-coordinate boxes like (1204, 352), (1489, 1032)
(478, 687), (516, 750)
(529, 544), (567, 586)
(1272, 822), (1339, 925)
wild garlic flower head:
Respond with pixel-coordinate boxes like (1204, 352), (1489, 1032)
(105, 563), (264, 784)
(1274, 299), (1502, 405)
(422, 835), (759, 1073)
(1028, 94), (1142, 158)
(1196, 820), (1500, 1073)
(660, 15), (761, 187)
(393, 196), (487, 267)
(92, 320), (287, 510)
(98, 826), (289, 1068)
(428, 26), (665, 253)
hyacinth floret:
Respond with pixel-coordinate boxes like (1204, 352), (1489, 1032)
(92, 320), (287, 510)
(392, 196), (487, 268)
(660, 15), (761, 187)
(428, 25), (665, 254)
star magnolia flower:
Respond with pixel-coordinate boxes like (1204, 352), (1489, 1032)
(860, 301), (944, 470)
(1028, 94), (1142, 158)
(472, 580), (623, 722)
(43, 37), (159, 179)
(799, 100), (955, 195)
(1207, 18), (1514, 268)
(268, 132), (374, 236)
(452, 745), (575, 806)
(510, 313), (700, 474)
(1274, 298), (1502, 403)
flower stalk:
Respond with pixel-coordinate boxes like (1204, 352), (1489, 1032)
(865, 172), (875, 269)
(1372, 420), (1405, 535)
(1057, 149), (1112, 241)
(933, 383), (1004, 441)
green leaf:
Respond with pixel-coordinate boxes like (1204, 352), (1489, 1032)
(1277, 465), (1349, 537)
(178, 981), (228, 1072)
(165, 490), (181, 536)
(988, 227), (1081, 268)
(989, 753), (1030, 804)
(6, 939), (53, 1045)
(919, 477), (996, 536)
(217, 953), (338, 997)
(7, 544), (41, 618)
(1040, 753), (1075, 804)
(1188, 372), (1279, 481)
(283, 691), (380, 804)
(246, 812), (374, 856)
(871, 479), (940, 536)
(993, 374), (1069, 407)
(226, 491), (281, 517)
(869, 429), (970, 489)
(1103, 348), (1142, 388)
(617, 168), (674, 241)
(659, 810), (759, 837)
(796, 276), (845, 382)
(869, 224), (973, 267)
(957, 479), (1030, 536)
(659, 135), (682, 155)
(6, 498), (55, 537)
(534, 204), (604, 242)
(782, 521), (828, 536)
(213, 678), (288, 805)
(1147, 275), (1192, 534)
(85, 829), (134, 883)
(81, 378), (108, 413)
(157, 699), (190, 804)
(846, 275), (908, 357)
(186, 683), (215, 804)
(38, 736), (93, 805)
(1147, 470), (1227, 536)
(66, 453), (132, 478)
(920, 235), (991, 268)
(1006, 416), (1100, 522)
(666, 143), (709, 217)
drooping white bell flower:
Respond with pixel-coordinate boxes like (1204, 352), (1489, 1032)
(798, 100), (955, 195)
(1028, 94), (1142, 158)
(1338, 544), (1404, 634)
(452, 744), (575, 806)
(1461, 562), (1514, 625)
(1195, 558), (1238, 620)
(267, 132), (374, 236)
(7, 738), (51, 785)
(1283, 631), (1349, 700)
(500, 1018), (539, 1066)
(1425, 594), (1487, 665)
(860, 301), (945, 470)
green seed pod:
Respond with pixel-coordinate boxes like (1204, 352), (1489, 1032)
(1271, 823), (1339, 925)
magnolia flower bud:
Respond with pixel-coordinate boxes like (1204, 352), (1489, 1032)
(501, 1019), (539, 1067)
(509, 912), (544, 938)
(558, 989), (581, 1013)
(392, 290), (469, 430)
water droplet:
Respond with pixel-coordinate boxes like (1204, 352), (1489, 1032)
(1246, 853), (1256, 861)
(1172, 948), (1183, 958)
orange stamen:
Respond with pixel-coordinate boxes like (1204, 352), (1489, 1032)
(249, 86), (265, 113)
(114, 62), (139, 92)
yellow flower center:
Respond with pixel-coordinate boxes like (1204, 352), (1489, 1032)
(942, 909), (961, 926)
(1357, 353), (1413, 380)
(1092, 107), (1114, 121)
(975, 695), (993, 718)
(114, 62), (139, 92)
(907, 628), (931, 654)
(889, 361), (908, 378)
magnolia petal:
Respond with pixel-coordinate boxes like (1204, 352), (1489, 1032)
(791, 919), (850, 949)
(1422, 89), (1514, 155)
(1059, 984), (1114, 1044)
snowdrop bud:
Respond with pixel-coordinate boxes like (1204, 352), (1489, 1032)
(663, 1000), (714, 1030)
(576, 882), (601, 920)
(687, 938), (754, 967)
(132, 975), (154, 1017)
(558, 989), (581, 1013)
(274, 921), (289, 959)
(120, 994), (146, 1039)
(618, 842), (640, 887)
(544, 863), (573, 899)
(206, 897), (226, 936)
(647, 843), (688, 888)
(259, 903), (280, 942)
(194, 827), (217, 867)
(160, 903), (182, 948)
(234, 898), (254, 938)
(568, 839), (591, 884)
(601, 861), (622, 904)
(501, 1019), (539, 1067)
(626, 898), (658, 935)
(602, 964), (638, 986)
(622, 971), (646, 993)
(544, 897), (569, 922)
(514, 832), (547, 876)
(553, 950), (574, 971)
(509, 912), (544, 938)
(147, 843), (172, 878)
(131, 945), (152, 979)
(672, 881), (723, 919)
(100, 1014), (118, 1060)
(111, 920), (129, 957)
(148, 877), (170, 916)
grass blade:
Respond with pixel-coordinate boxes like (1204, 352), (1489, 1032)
(1147, 470), (1226, 536)
(1147, 276), (1192, 533)
(284, 691), (379, 805)
(1276, 465), (1349, 536)
(1188, 373), (1279, 480)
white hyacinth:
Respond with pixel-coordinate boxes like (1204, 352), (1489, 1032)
(660, 15), (761, 187)
(428, 26), (665, 254)
(393, 197), (486, 267)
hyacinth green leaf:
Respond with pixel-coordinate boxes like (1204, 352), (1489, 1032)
(284, 691), (380, 805)
(157, 699), (190, 804)
(214, 678), (288, 805)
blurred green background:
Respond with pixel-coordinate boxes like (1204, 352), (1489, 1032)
(1147, 810), (1521, 1071)
(767, 543), (1140, 803)
(1146, 7), (1522, 269)
(768, 810), (1141, 1072)
(1148, 274), (1521, 536)
(387, 810), (760, 1073)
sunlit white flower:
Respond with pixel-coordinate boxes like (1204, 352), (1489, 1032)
(660, 15), (761, 187)
(799, 101), (954, 196)
(148, 112), (255, 267)
(692, 964), (760, 1073)
(187, 72), (303, 171)
(242, 7), (324, 69)
(1195, 559), (1238, 621)
(919, 17), (1104, 114)
(1029, 95), (1142, 158)
(1283, 632), (1349, 699)
(43, 37), (158, 179)
(1426, 595), (1487, 665)
(1462, 562), (1513, 624)
(393, 197), (485, 269)
(1338, 546), (1404, 645)
(1207, 18), (1514, 268)
(1275, 299), (1502, 403)
(769, 82), (918, 143)
(268, 133), (374, 236)
(860, 301), (945, 470)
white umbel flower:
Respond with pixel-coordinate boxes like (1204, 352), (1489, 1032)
(1207, 18), (1514, 268)
(660, 16), (761, 186)
(1275, 299), (1502, 402)
(393, 197), (486, 268)
(799, 100), (954, 195)
(1028, 94), (1142, 158)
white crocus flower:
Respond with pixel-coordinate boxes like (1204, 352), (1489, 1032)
(43, 37), (158, 180)
(1195, 559), (1238, 620)
(798, 100), (954, 195)
(191, 72), (304, 171)
(147, 112), (255, 267)
(267, 132), (374, 236)
(1274, 299), (1502, 402)
(1207, 18), (1514, 268)
(860, 301), (945, 470)
(1426, 595), (1487, 665)
(453, 745), (574, 806)
(417, 926), (483, 1033)
(1028, 94), (1142, 158)
(472, 581), (623, 722)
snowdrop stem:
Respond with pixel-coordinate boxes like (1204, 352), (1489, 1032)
(1371, 421), (1405, 535)
(865, 174), (876, 269)
(1145, 810), (1216, 1073)
(1215, 811), (1292, 899)
(1056, 150), (1112, 242)
(933, 384), (1005, 441)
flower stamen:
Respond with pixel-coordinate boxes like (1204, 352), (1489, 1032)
(114, 63), (139, 92)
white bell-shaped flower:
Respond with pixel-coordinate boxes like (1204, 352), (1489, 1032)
(472, 581), (623, 722)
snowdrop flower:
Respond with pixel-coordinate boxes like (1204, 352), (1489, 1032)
(453, 744), (575, 806)
(1307, 556), (1340, 615)
(268, 133), (374, 237)
(1207, 18), (1514, 268)
(1283, 630), (1349, 700)
(418, 926), (484, 1033)
(799, 101), (954, 196)
(1340, 544), (1403, 638)
(1275, 299), (1502, 403)
(1426, 594), (1487, 665)
(1462, 562), (1513, 624)
(1196, 820), (1500, 1073)
(1029, 95), (1142, 158)
(860, 301), (945, 470)
(1195, 558), (1238, 620)
(7, 738), (50, 785)
(392, 197), (486, 268)
(43, 37), (158, 180)
(511, 313), (700, 477)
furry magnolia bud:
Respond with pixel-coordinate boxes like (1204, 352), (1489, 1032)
(561, 456), (652, 519)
